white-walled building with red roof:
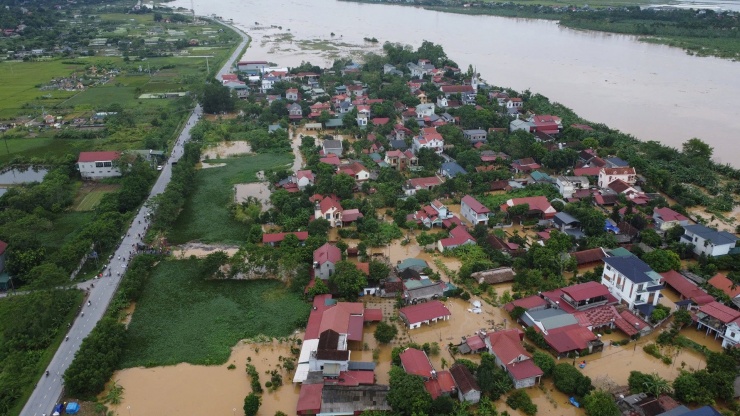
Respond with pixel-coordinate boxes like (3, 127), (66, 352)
(313, 243), (342, 280)
(399, 300), (451, 329)
(77, 151), (121, 179)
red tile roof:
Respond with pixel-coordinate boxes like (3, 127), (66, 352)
(602, 167), (636, 176)
(314, 243), (341, 265)
(363, 308), (383, 322)
(699, 301), (740, 324)
(450, 364), (480, 394)
(424, 370), (456, 399)
(504, 295), (547, 313)
(707, 273), (740, 298)
(319, 302), (365, 340)
(440, 85), (474, 94)
(615, 309), (649, 336)
(661, 270), (710, 301)
(319, 196), (343, 214)
(399, 300), (451, 325)
(0, 240), (7, 255)
(400, 348), (434, 378)
(500, 196), (556, 218)
(543, 324), (598, 353)
(574, 167), (601, 176)
(334, 370), (375, 386)
(297, 384), (324, 415)
(262, 231), (309, 244)
(355, 262), (370, 276)
(506, 359), (543, 381)
(439, 226), (475, 248)
(342, 209), (364, 223)
(488, 329), (528, 365)
(77, 151), (121, 163)
(465, 335), (486, 351)
(461, 195), (490, 214)
(572, 248), (607, 265)
(654, 207), (689, 223)
(562, 282), (611, 302)
(305, 294), (334, 340)
(408, 177), (442, 188)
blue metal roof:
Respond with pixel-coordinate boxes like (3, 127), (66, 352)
(603, 255), (656, 284)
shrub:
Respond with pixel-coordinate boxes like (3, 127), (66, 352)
(507, 390), (537, 415)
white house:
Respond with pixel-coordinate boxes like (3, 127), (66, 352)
(285, 88), (299, 101)
(653, 207), (690, 231)
(314, 196), (344, 228)
(601, 255), (662, 313)
(412, 132), (444, 155)
(295, 170), (314, 190)
(556, 176), (590, 199)
(415, 103), (435, 118)
(723, 319), (740, 348)
(681, 224), (739, 257)
(260, 76), (278, 93)
(460, 195), (490, 226)
(598, 167), (637, 189)
(77, 151), (121, 180)
(313, 243), (341, 279)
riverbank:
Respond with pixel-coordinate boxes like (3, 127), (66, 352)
(340, 0), (740, 61)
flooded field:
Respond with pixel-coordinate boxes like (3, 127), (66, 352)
(171, 242), (240, 259)
(109, 338), (301, 416)
(234, 182), (272, 209)
(201, 141), (253, 160)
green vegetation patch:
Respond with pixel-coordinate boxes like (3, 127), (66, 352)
(0, 289), (84, 415)
(120, 259), (310, 367)
(169, 153), (292, 244)
(73, 185), (118, 211)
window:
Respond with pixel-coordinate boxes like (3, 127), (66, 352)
(95, 162), (104, 167)
(103, 161), (112, 167)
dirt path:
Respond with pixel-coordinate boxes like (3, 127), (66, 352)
(171, 242), (240, 259)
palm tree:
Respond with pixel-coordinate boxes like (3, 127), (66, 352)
(643, 373), (672, 397)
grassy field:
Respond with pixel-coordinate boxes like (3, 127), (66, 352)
(73, 183), (119, 211)
(169, 153), (293, 244)
(34, 211), (96, 251)
(120, 259), (310, 367)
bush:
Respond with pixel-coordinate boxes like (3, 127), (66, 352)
(553, 363), (593, 397)
(374, 321), (398, 344)
(243, 392), (261, 416)
(506, 390), (537, 415)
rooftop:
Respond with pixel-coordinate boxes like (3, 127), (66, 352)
(603, 255), (659, 284)
(399, 300), (451, 324)
(399, 348), (434, 378)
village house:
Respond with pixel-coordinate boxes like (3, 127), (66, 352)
(294, 170), (315, 190)
(601, 254), (663, 314)
(384, 149), (417, 171)
(680, 224), (739, 257)
(262, 231), (308, 247)
(337, 161), (370, 182)
(521, 308), (602, 358)
(460, 195), (490, 226)
(440, 84), (474, 97)
(597, 167), (637, 188)
(412, 130), (444, 155)
(237, 60), (269, 74)
(439, 161), (467, 179)
(287, 102), (303, 121)
(541, 281), (616, 313)
(487, 329), (543, 389)
(500, 196), (557, 219)
(552, 212), (584, 238)
(403, 176), (443, 196)
(313, 243), (341, 280)
(556, 176), (590, 199)
(450, 363), (481, 404)
(403, 278), (445, 304)
(695, 301), (740, 348)
(314, 195), (343, 228)
(511, 158), (541, 174)
(660, 270), (714, 307)
(285, 87), (299, 101)
(653, 207), (690, 231)
(322, 139), (343, 157)
(409, 200), (454, 228)
(462, 129), (487, 144)
(707, 273), (740, 301)
(438, 226), (476, 252)
(77, 151), (121, 180)
(399, 300), (451, 329)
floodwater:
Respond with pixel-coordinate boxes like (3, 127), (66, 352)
(109, 338), (302, 416)
(234, 182), (272, 210)
(201, 141), (252, 160)
(176, 0), (740, 166)
(0, 166), (48, 184)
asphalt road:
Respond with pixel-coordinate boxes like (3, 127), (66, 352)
(20, 20), (249, 416)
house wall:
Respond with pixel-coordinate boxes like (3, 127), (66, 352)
(458, 390), (481, 404)
(316, 261), (335, 280)
(308, 357), (349, 373)
(685, 231), (732, 257)
(601, 267), (660, 310)
(512, 375), (537, 389)
(461, 201), (489, 225)
(78, 161), (121, 180)
(722, 323), (740, 348)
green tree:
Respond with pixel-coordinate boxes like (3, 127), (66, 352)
(330, 261), (367, 300)
(672, 371), (713, 405)
(682, 138), (713, 162)
(506, 390), (537, 416)
(553, 363), (593, 397)
(429, 394), (456, 416)
(583, 390), (620, 416)
(202, 82), (236, 114)
(533, 351), (556, 377)
(640, 229), (662, 248)
(477, 352), (513, 400)
(642, 249), (681, 272)
(374, 321), (398, 344)
(387, 366), (432, 415)
(243, 392), (261, 416)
